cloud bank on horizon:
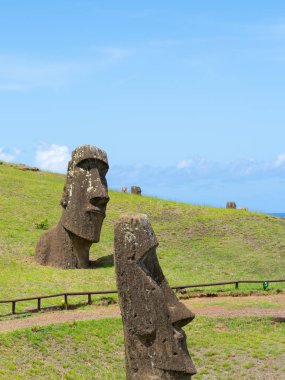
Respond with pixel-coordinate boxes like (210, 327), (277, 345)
(27, 144), (285, 180)
(1, 144), (284, 212)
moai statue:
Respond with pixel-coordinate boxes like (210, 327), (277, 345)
(131, 186), (142, 195)
(226, 201), (237, 209)
(35, 145), (109, 269)
(114, 213), (196, 379)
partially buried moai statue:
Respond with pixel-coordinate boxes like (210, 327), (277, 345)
(35, 145), (109, 269)
(114, 213), (196, 379)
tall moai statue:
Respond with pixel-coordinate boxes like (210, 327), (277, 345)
(114, 213), (196, 379)
(35, 145), (109, 269)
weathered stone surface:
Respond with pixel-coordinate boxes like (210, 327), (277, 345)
(35, 145), (109, 269)
(114, 213), (196, 379)
(131, 186), (141, 195)
(226, 201), (236, 209)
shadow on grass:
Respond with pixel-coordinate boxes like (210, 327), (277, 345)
(90, 254), (114, 268)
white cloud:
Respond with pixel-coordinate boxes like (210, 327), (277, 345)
(273, 153), (285, 168)
(35, 144), (70, 173)
(177, 159), (193, 169)
(177, 157), (212, 170)
(0, 148), (21, 162)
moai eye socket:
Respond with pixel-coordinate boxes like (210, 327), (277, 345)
(139, 248), (164, 286)
(77, 158), (95, 171)
(77, 159), (108, 177)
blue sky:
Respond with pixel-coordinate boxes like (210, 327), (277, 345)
(1, 1), (285, 212)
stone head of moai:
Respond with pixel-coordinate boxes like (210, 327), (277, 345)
(114, 213), (196, 380)
(35, 145), (109, 269)
(60, 145), (109, 241)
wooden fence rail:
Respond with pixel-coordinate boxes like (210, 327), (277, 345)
(0, 279), (284, 315)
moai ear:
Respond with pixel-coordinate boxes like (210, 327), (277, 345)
(60, 185), (68, 208)
(60, 160), (73, 208)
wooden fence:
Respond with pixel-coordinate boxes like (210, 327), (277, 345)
(0, 279), (284, 315)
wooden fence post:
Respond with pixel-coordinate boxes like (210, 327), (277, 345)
(64, 294), (68, 309)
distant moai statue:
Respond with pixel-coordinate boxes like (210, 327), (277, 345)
(121, 187), (128, 193)
(35, 145), (109, 269)
(114, 213), (196, 379)
(226, 201), (237, 209)
(131, 186), (141, 195)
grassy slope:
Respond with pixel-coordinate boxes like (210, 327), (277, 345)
(0, 162), (285, 313)
(0, 317), (284, 379)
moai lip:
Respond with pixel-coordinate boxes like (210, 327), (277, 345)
(35, 145), (109, 269)
(114, 213), (197, 380)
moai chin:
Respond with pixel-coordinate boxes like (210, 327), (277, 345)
(114, 213), (196, 380)
(35, 145), (109, 269)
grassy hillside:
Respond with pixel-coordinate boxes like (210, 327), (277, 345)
(0, 317), (284, 379)
(0, 162), (285, 313)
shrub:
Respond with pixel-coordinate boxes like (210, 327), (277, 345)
(35, 218), (49, 230)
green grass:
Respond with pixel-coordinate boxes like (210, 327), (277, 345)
(187, 296), (282, 310)
(0, 161), (285, 314)
(0, 316), (284, 379)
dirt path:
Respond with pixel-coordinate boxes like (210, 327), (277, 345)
(0, 294), (284, 333)
(184, 294), (285, 317)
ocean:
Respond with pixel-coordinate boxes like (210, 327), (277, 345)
(267, 213), (285, 218)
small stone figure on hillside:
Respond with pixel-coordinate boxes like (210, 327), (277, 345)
(114, 213), (196, 379)
(131, 186), (141, 195)
(35, 145), (109, 269)
(226, 201), (236, 209)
